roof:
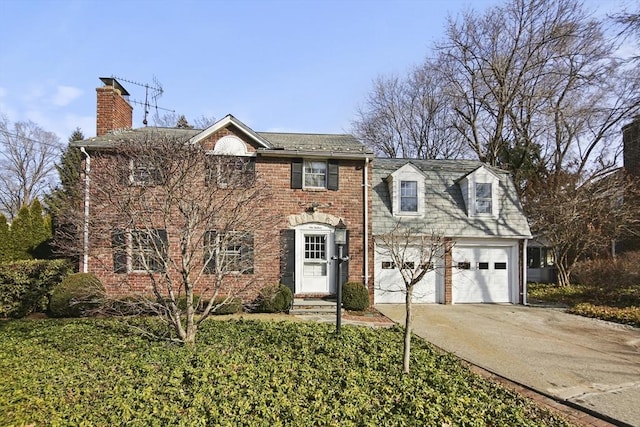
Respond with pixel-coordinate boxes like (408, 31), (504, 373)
(372, 158), (532, 239)
(72, 115), (372, 157)
(71, 127), (201, 149)
(257, 132), (371, 154)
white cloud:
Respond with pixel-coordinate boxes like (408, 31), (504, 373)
(51, 85), (83, 107)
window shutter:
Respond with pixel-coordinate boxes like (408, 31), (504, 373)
(280, 229), (296, 294)
(327, 159), (339, 191)
(203, 230), (217, 273)
(340, 230), (350, 285)
(245, 157), (256, 186)
(152, 229), (168, 272)
(291, 158), (303, 189)
(111, 228), (127, 273)
(241, 232), (254, 274)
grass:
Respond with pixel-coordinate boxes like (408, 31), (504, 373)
(528, 282), (640, 327)
(0, 317), (574, 426)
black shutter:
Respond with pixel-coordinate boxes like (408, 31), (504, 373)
(241, 232), (254, 274)
(245, 157), (256, 186)
(111, 228), (127, 273)
(203, 230), (216, 273)
(280, 229), (296, 295)
(340, 230), (350, 285)
(291, 158), (303, 189)
(327, 159), (339, 191)
(153, 229), (168, 272)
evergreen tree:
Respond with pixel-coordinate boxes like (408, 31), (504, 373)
(0, 214), (10, 262)
(10, 205), (33, 260)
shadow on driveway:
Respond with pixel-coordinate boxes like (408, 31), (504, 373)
(376, 304), (640, 426)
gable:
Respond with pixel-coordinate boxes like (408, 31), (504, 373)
(190, 115), (273, 150)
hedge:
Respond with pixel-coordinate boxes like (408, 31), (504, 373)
(0, 259), (72, 318)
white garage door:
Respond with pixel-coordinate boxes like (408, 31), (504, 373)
(452, 246), (510, 303)
(374, 253), (437, 304)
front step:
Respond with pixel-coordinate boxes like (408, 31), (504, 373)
(290, 297), (343, 316)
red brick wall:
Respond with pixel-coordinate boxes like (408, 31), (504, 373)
(96, 87), (133, 136)
(84, 133), (373, 304)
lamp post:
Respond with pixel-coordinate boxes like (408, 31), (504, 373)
(333, 219), (348, 335)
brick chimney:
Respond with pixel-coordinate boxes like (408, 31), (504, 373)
(96, 77), (133, 136)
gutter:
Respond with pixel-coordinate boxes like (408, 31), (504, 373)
(256, 148), (374, 160)
(522, 238), (528, 305)
(80, 147), (90, 274)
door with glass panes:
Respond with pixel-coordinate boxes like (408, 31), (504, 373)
(295, 224), (335, 294)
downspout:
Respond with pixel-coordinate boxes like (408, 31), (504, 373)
(80, 147), (90, 274)
(363, 157), (370, 289)
(522, 239), (528, 305)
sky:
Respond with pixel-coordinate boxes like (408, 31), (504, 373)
(0, 0), (631, 144)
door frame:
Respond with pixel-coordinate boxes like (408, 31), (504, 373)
(294, 223), (335, 294)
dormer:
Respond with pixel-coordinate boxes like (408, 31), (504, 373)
(458, 165), (500, 218)
(386, 163), (425, 217)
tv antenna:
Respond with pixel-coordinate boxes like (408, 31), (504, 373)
(110, 75), (175, 126)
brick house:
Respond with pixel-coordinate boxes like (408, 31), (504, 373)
(73, 78), (374, 304)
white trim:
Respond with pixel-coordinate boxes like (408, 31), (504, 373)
(190, 114), (272, 148)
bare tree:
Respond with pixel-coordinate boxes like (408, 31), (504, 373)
(353, 64), (469, 160)
(0, 115), (61, 219)
(527, 170), (640, 286)
(59, 131), (276, 345)
(375, 222), (451, 373)
(152, 112), (217, 129)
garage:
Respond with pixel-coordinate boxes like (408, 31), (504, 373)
(452, 246), (511, 303)
(374, 249), (438, 304)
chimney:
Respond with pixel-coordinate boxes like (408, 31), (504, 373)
(623, 118), (640, 179)
(96, 77), (133, 136)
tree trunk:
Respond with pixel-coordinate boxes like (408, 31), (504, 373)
(403, 286), (413, 374)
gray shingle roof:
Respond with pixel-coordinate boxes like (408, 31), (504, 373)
(257, 132), (372, 154)
(70, 127), (201, 149)
(72, 127), (372, 155)
(372, 158), (532, 239)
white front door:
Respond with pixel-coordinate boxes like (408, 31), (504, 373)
(295, 224), (334, 294)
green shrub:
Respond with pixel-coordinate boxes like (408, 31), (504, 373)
(211, 297), (243, 315)
(568, 303), (640, 328)
(254, 284), (292, 313)
(342, 282), (370, 311)
(0, 259), (72, 318)
(49, 273), (105, 318)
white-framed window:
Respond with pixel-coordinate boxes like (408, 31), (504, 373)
(130, 159), (161, 186)
(304, 160), (327, 188)
(475, 182), (492, 214)
(204, 230), (254, 274)
(112, 228), (166, 273)
(206, 155), (255, 188)
(400, 181), (418, 212)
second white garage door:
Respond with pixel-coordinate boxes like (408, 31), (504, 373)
(452, 246), (511, 303)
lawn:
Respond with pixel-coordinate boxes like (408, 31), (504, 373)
(528, 282), (640, 327)
(0, 317), (573, 426)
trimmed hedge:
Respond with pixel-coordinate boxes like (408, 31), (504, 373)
(49, 273), (105, 318)
(0, 259), (72, 318)
(254, 284), (292, 313)
(342, 282), (370, 311)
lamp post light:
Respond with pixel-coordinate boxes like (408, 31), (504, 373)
(333, 219), (348, 335)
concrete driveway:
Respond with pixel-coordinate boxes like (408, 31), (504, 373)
(375, 304), (640, 426)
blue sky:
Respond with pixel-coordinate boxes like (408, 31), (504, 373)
(0, 0), (627, 143)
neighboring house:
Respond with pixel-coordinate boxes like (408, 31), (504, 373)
(372, 159), (532, 304)
(73, 78), (374, 303)
(527, 237), (556, 283)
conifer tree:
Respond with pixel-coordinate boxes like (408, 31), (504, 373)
(0, 214), (10, 262)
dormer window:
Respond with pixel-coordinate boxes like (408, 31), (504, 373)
(458, 166), (500, 218)
(475, 183), (492, 214)
(400, 181), (418, 212)
(386, 163), (425, 217)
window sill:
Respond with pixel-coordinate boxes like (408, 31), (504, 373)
(302, 187), (327, 192)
